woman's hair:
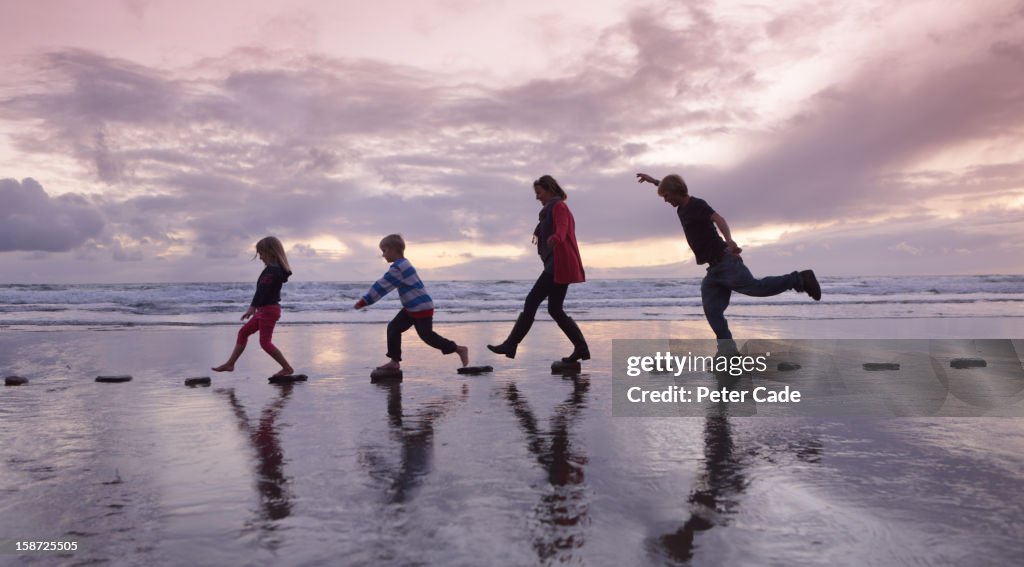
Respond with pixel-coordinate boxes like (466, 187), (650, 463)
(658, 174), (688, 197)
(255, 236), (292, 272)
(379, 233), (406, 254)
(534, 175), (568, 200)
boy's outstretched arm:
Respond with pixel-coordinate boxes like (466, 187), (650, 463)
(357, 264), (403, 308)
(636, 173), (659, 186)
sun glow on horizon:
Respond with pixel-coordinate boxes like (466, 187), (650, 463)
(581, 237), (692, 269)
(300, 235), (351, 258)
(398, 241), (529, 270)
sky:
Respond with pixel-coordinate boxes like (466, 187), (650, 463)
(1, 0), (1022, 283)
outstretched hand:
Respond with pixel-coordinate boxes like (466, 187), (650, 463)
(636, 172), (658, 185)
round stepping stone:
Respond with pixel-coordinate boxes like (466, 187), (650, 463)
(863, 363), (900, 371)
(184, 377), (211, 387)
(96, 375), (133, 383)
(457, 365), (493, 375)
(950, 358), (987, 369)
(5, 375), (28, 386)
(268, 374), (308, 384)
(551, 360), (582, 375)
(370, 368), (403, 383)
(777, 362), (802, 372)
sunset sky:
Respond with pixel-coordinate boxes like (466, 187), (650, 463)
(1, 0), (1022, 283)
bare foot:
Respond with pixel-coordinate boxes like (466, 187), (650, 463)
(456, 345), (469, 367)
(212, 363), (234, 372)
(376, 360), (400, 370)
(273, 367), (294, 377)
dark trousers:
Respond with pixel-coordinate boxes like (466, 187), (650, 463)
(701, 254), (801, 339)
(386, 310), (457, 362)
(523, 271), (571, 326)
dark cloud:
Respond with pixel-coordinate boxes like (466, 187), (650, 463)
(0, 178), (104, 252)
(111, 242), (144, 262)
(289, 243), (318, 258)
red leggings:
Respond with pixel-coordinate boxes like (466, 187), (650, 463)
(237, 305), (281, 353)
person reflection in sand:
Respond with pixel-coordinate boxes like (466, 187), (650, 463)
(503, 375), (590, 563)
(649, 399), (823, 564)
(650, 415), (746, 564)
(360, 382), (469, 504)
(216, 384), (294, 522)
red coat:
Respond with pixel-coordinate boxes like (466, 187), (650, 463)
(548, 200), (586, 284)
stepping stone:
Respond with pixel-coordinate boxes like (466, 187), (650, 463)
(950, 358), (987, 369)
(370, 368), (403, 383)
(268, 374), (308, 384)
(777, 362), (802, 372)
(551, 360), (581, 375)
(184, 377), (211, 387)
(863, 363), (900, 371)
(5, 375), (28, 386)
(96, 375), (133, 383)
(457, 365), (493, 375)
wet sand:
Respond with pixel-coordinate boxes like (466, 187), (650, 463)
(2, 318), (1023, 565)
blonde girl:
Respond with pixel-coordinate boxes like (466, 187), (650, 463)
(213, 236), (295, 377)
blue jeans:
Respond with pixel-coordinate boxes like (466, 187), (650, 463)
(701, 254), (802, 339)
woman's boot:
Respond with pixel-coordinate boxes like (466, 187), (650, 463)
(487, 313), (534, 358)
(558, 317), (590, 362)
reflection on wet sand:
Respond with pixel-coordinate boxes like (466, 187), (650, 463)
(504, 374), (591, 564)
(217, 384), (294, 522)
(650, 371), (825, 564)
(651, 415), (746, 564)
(361, 382), (469, 504)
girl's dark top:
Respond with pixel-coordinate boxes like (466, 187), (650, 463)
(533, 198), (560, 274)
(251, 265), (291, 307)
(677, 197), (727, 265)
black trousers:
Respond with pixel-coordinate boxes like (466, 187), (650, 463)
(386, 310), (457, 362)
(522, 271), (571, 326)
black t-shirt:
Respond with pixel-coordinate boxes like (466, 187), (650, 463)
(250, 265), (291, 307)
(676, 197), (727, 265)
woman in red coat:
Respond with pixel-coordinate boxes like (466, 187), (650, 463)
(488, 175), (590, 362)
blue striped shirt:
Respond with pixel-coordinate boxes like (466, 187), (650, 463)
(361, 258), (435, 313)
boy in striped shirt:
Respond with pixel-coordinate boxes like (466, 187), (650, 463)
(354, 234), (470, 371)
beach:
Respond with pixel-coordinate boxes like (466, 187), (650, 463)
(4, 0), (1023, 562)
(3, 317), (1024, 565)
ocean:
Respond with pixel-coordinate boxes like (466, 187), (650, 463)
(2, 274), (1022, 329)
